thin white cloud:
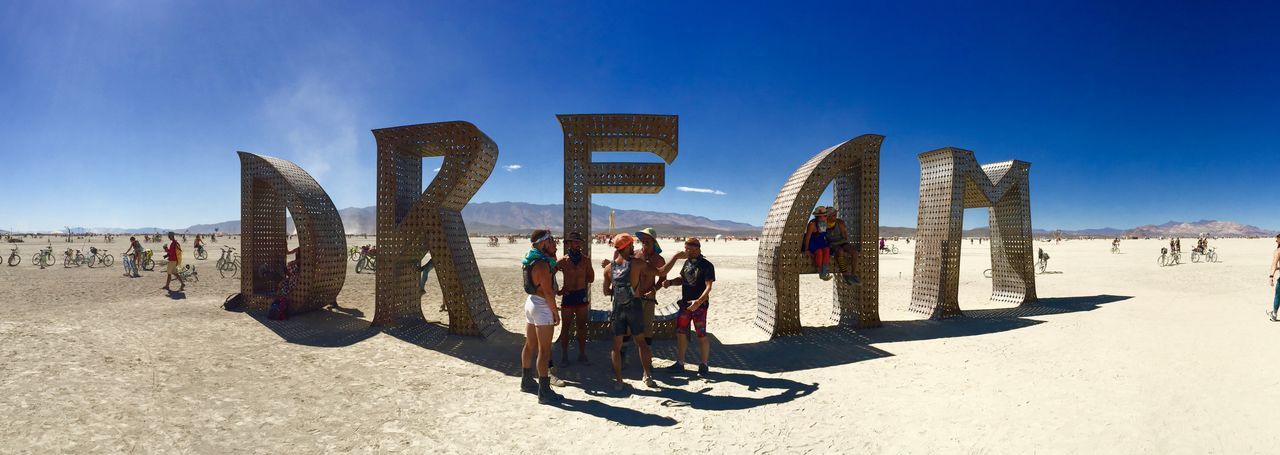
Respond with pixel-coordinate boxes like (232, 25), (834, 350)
(263, 75), (363, 204)
(503, 164), (523, 172)
(433, 168), (440, 172)
(677, 186), (727, 195)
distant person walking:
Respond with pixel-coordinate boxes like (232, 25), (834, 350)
(123, 236), (141, 278)
(162, 232), (185, 292)
(519, 230), (563, 404)
(1269, 234), (1280, 321)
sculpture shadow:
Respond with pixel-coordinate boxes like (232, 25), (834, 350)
(246, 307), (380, 348)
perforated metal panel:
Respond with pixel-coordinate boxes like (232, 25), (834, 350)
(238, 152), (346, 313)
(372, 121), (498, 337)
(754, 135), (882, 337)
(558, 114), (678, 262)
(910, 148), (1036, 318)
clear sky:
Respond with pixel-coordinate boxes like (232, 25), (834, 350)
(1, 1), (1277, 232)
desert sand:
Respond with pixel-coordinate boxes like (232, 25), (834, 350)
(1, 236), (1277, 453)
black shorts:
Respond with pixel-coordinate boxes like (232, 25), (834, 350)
(562, 289), (589, 308)
(610, 301), (645, 337)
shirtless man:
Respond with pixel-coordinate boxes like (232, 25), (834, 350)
(632, 228), (666, 366)
(602, 233), (659, 390)
(555, 232), (594, 364)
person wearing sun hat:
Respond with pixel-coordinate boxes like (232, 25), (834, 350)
(824, 206), (860, 286)
(803, 206), (833, 280)
(602, 233), (660, 390)
(629, 227), (666, 366)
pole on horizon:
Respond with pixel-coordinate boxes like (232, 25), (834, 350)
(609, 209), (615, 235)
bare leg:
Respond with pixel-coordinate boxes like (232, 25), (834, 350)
(611, 336), (625, 385)
(535, 325), (555, 378)
(675, 334), (688, 364)
(698, 335), (711, 365)
(521, 323), (536, 369)
(636, 336), (654, 383)
(559, 307), (572, 363)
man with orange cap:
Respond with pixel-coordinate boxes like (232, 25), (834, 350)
(602, 233), (660, 390)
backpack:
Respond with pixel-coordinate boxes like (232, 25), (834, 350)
(222, 293), (245, 312)
(523, 257), (551, 295)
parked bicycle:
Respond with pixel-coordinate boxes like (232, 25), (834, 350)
(7, 245), (20, 266)
(1190, 246), (1219, 263)
(32, 245), (55, 268)
(1158, 247), (1181, 267)
(87, 247), (114, 268)
(63, 248), (87, 268)
(176, 264), (199, 282)
(216, 246), (240, 278)
(348, 245), (361, 262)
(356, 244), (377, 273)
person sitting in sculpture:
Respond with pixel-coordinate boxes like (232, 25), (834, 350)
(802, 206), (834, 281)
(824, 207), (860, 285)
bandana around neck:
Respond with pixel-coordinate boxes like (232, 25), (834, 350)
(522, 247), (557, 270)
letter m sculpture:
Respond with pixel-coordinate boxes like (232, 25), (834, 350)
(910, 148), (1036, 318)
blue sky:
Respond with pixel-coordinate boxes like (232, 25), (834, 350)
(1, 1), (1277, 232)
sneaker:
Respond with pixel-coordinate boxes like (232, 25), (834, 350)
(643, 376), (658, 388)
(665, 362), (685, 372)
(1269, 310), (1277, 322)
(698, 363), (709, 377)
(843, 274), (860, 286)
(549, 375), (565, 387)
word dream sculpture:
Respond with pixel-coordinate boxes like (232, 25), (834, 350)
(559, 114), (678, 262)
(238, 151), (346, 313)
(910, 148), (1036, 318)
(238, 115), (1037, 340)
(372, 121), (499, 336)
(755, 135), (883, 337)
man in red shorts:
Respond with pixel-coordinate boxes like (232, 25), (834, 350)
(660, 237), (715, 377)
(555, 231), (594, 364)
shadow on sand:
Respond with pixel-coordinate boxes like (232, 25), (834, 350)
(242, 294), (1129, 425)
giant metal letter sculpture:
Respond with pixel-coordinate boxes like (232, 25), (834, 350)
(373, 122), (498, 336)
(910, 147), (1035, 318)
(755, 135), (882, 337)
(559, 114), (678, 260)
(239, 152), (346, 313)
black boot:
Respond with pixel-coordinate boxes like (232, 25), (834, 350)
(538, 376), (563, 404)
(520, 368), (537, 394)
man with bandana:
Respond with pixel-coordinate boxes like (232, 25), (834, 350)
(554, 231), (594, 365)
(519, 229), (563, 404)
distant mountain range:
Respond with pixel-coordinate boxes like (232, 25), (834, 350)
(184, 202), (764, 236)
(16, 212), (1275, 239)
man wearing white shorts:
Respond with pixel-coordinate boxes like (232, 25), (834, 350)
(519, 229), (563, 404)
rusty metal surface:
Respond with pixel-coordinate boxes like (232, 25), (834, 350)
(372, 121), (498, 336)
(910, 148), (1036, 318)
(754, 135), (883, 337)
(238, 152), (346, 313)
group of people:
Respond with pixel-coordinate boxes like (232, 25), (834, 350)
(802, 206), (860, 285)
(519, 227), (716, 404)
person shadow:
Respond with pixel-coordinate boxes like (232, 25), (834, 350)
(166, 290), (186, 300)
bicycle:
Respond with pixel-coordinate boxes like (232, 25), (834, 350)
(1206, 247), (1220, 263)
(1192, 246), (1220, 263)
(355, 245), (377, 274)
(6, 245), (20, 266)
(176, 264), (199, 282)
(87, 247), (114, 268)
(32, 245), (55, 268)
(1111, 245), (1120, 254)
(216, 246), (240, 278)
(194, 244), (208, 261)
(63, 248), (87, 268)
(348, 245), (361, 262)
(879, 244), (899, 254)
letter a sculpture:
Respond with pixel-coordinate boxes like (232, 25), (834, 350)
(238, 152), (346, 313)
(910, 148), (1036, 318)
(755, 135), (882, 337)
